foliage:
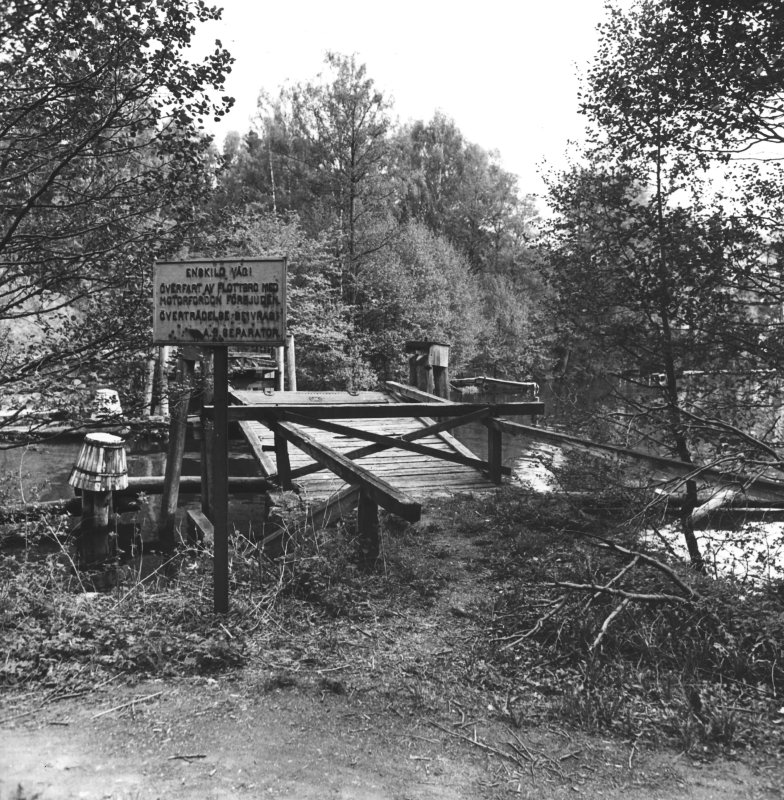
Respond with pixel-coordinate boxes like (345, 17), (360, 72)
(186, 208), (376, 389)
(213, 57), (546, 387)
(357, 222), (482, 381)
(0, 536), (247, 686)
(0, 0), (233, 424)
(3, 485), (783, 758)
(591, 0), (784, 157)
(540, 0), (784, 567)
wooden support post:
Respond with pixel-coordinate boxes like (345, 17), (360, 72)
(158, 356), (194, 551)
(417, 357), (434, 395)
(200, 349), (214, 519)
(286, 333), (297, 391)
(408, 354), (418, 388)
(275, 345), (285, 391)
(143, 354), (156, 417)
(157, 346), (170, 418)
(78, 490), (112, 565)
(212, 346), (229, 614)
(274, 432), (292, 490)
(487, 420), (503, 485)
(357, 488), (379, 563)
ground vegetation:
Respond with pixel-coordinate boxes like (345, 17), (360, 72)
(1, 486), (782, 796)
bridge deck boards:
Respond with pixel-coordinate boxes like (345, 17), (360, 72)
(232, 389), (496, 501)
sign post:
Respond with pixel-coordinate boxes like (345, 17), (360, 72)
(153, 257), (287, 613)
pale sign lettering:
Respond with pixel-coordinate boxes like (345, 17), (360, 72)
(153, 258), (287, 346)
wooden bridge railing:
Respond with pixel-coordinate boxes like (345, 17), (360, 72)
(206, 385), (543, 560)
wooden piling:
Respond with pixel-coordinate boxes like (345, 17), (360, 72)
(405, 341), (450, 399)
(275, 345), (285, 391)
(157, 346), (170, 417)
(158, 355), (194, 551)
(212, 346), (229, 613)
(143, 354), (156, 417)
(486, 420), (503, 485)
(286, 333), (297, 391)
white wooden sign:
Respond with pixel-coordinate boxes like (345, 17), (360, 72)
(153, 258), (287, 346)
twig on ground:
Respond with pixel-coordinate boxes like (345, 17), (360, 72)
(90, 691), (162, 719)
(499, 595), (568, 651)
(429, 719), (523, 767)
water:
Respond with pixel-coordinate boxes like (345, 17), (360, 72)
(0, 441), (167, 504)
(0, 386), (563, 504)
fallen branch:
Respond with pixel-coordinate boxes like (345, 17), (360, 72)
(591, 598), (631, 652)
(548, 581), (693, 605)
(585, 555), (640, 608)
(581, 533), (700, 600)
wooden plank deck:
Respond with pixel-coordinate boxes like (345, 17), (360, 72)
(231, 389), (498, 501)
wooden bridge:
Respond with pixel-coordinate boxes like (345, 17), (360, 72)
(232, 384), (512, 500)
(213, 381), (543, 555)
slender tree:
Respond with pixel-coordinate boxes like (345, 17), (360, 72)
(543, 0), (784, 567)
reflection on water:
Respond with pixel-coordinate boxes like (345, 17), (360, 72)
(450, 383), (579, 479)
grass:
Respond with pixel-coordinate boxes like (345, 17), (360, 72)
(1, 484), (782, 759)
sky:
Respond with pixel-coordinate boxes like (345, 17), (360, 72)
(193, 0), (617, 197)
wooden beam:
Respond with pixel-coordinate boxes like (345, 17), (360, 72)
(240, 420), (277, 475)
(216, 401), (544, 422)
(186, 509), (214, 545)
(494, 418), (784, 502)
(285, 408), (494, 481)
(270, 420), (421, 522)
(119, 475), (271, 496)
(280, 411), (511, 476)
(385, 380), (453, 404)
(309, 486), (361, 529)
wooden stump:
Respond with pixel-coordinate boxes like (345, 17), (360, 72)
(158, 357), (194, 551)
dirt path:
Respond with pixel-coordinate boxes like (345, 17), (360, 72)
(2, 674), (781, 799)
(2, 499), (783, 799)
